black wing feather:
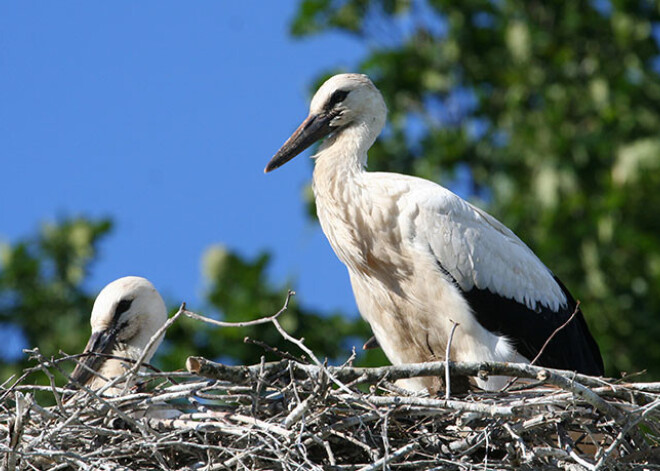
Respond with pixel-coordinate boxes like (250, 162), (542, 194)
(462, 276), (604, 376)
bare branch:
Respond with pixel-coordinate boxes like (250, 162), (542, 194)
(186, 356), (607, 389)
(120, 302), (187, 394)
(445, 319), (459, 400)
(4, 293), (657, 469)
(182, 290), (294, 328)
(530, 301), (581, 367)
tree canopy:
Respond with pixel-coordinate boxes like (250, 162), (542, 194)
(1, 0), (659, 386)
(0, 218), (385, 387)
(291, 0), (660, 379)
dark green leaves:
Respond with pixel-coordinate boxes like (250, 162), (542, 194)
(291, 0), (660, 379)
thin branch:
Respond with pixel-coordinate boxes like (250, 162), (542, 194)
(5, 294), (658, 469)
(445, 319), (459, 400)
(4, 392), (32, 471)
(530, 301), (581, 367)
(594, 398), (660, 470)
(357, 442), (419, 471)
(185, 356), (607, 389)
(120, 302), (187, 394)
(502, 300), (582, 392)
(243, 337), (303, 362)
(182, 292), (292, 328)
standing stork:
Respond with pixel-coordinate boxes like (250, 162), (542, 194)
(265, 73), (604, 391)
(69, 276), (167, 393)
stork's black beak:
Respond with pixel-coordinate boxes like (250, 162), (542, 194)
(68, 328), (118, 388)
(265, 112), (334, 173)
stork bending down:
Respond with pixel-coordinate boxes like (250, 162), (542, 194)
(265, 73), (604, 391)
(69, 276), (167, 393)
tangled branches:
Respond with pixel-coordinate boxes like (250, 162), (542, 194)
(1, 294), (659, 470)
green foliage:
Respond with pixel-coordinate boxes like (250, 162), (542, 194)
(2, 0), (658, 391)
(291, 0), (410, 36)
(157, 244), (385, 370)
(0, 218), (112, 382)
(0, 219), (384, 392)
(291, 0), (660, 378)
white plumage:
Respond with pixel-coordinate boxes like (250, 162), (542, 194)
(70, 276), (167, 393)
(266, 73), (603, 391)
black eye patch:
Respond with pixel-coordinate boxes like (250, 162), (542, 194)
(114, 299), (133, 319)
(325, 89), (350, 110)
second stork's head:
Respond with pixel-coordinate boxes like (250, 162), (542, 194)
(265, 73), (387, 173)
(69, 276), (167, 390)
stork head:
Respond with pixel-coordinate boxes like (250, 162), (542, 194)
(265, 73), (387, 173)
(69, 276), (167, 388)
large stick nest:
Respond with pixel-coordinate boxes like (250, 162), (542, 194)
(2, 298), (660, 470)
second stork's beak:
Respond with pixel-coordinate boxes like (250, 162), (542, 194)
(68, 328), (118, 388)
(264, 112), (334, 173)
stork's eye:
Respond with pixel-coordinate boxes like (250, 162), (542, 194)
(327, 89), (349, 109)
(114, 299), (133, 318)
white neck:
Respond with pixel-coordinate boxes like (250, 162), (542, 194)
(313, 119), (382, 179)
(311, 120), (384, 274)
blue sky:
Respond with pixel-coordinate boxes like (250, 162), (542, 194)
(0, 2), (368, 325)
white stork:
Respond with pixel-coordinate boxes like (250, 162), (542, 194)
(265, 73), (604, 391)
(69, 276), (167, 392)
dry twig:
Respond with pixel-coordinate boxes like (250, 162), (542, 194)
(2, 293), (658, 470)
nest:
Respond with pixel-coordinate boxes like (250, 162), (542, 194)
(2, 298), (660, 470)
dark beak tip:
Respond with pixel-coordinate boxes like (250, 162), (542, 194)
(264, 112), (332, 176)
(264, 152), (288, 174)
